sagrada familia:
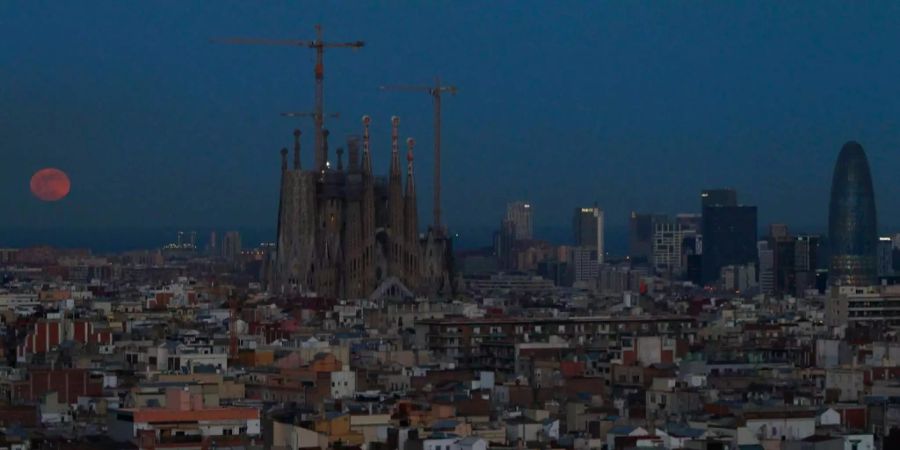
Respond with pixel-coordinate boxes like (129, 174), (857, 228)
(269, 115), (453, 299)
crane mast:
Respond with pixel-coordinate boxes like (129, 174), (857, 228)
(380, 78), (457, 233)
(215, 25), (363, 171)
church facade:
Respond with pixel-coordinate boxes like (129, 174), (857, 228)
(270, 115), (452, 299)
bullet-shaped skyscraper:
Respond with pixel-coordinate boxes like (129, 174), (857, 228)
(828, 141), (878, 287)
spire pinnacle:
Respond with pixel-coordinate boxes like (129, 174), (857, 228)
(293, 129), (301, 170)
(280, 147), (288, 171)
(405, 137), (416, 196)
(362, 115), (372, 174)
(322, 129), (330, 170)
(390, 116), (401, 177)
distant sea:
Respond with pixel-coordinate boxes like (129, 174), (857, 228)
(0, 225), (631, 255)
(0, 227), (276, 254)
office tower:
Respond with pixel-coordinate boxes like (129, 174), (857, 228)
(758, 241), (775, 295)
(676, 213), (702, 234)
(652, 218), (687, 277)
(207, 230), (218, 257)
(222, 231), (242, 261)
(573, 207), (602, 247)
(795, 235), (822, 295)
(769, 223), (789, 240)
(571, 206), (603, 283)
(506, 201), (533, 240)
(701, 191), (757, 284)
(494, 219), (517, 270)
(629, 212), (666, 264)
(877, 237), (893, 277)
(721, 263), (757, 292)
(765, 223), (795, 296)
(828, 141), (878, 287)
(700, 188), (737, 209)
(572, 247), (600, 283)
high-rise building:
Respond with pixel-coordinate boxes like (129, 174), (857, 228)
(222, 231), (242, 262)
(767, 224), (795, 296)
(877, 237), (893, 277)
(701, 191), (757, 285)
(494, 219), (517, 270)
(828, 141), (878, 287)
(629, 212), (666, 264)
(652, 218), (687, 277)
(794, 235), (822, 296)
(206, 230), (218, 257)
(506, 201), (533, 240)
(572, 246), (600, 284)
(573, 207), (602, 247)
(571, 206), (603, 284)
(700, 188), (737, 209)
(758, 241), (775, 295)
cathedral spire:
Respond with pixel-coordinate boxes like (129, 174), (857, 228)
(361, 115), (372, 176)
(348, 136), (360, 172)
(322, 129), (330, 170)
(292, 129), (301, 170)
(403, 137), (420, 291)
(280, 147), (288, 172)
(405, 137), (416, 197)
(390, 116), (401, 179)
(388, 116), (405, 253)
(337, 147), (344, 172)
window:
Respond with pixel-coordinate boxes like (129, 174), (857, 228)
(223, 429), (233, 435)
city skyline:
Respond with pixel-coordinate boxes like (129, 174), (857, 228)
(5, 2), (900, 239)
(5, 4), (900, 448)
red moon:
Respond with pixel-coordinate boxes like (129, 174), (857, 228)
(30, 168), (71, 202)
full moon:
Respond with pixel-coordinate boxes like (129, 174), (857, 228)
(30, 168), (71, 202)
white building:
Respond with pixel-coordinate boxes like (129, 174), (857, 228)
(652, 219), (689, 277)
(330, 370), (356, 399)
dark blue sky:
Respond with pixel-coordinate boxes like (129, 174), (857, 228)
(4, 2), (900, 246)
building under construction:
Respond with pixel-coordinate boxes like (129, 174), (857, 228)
(270, 116), (453, 299)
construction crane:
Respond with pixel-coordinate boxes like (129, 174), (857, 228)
(215, 24), (364, 171)
(380, 78), (457, 233)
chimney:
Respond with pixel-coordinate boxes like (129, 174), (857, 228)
(280, 147), (288, 172)
(293, 129), (302, 170)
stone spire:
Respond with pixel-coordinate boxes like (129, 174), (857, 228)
(322, 129), (330, 170)
(336, 147), (344, 172)
(388, 116), (405, 267)
(348, 136), (360, 172)
(389, 116), (402, 179)
(361, 116), (372, 176)
(280, 147), (288, 172)
(403, 137), (420, 291)
(292, 129), (301, 170)
(405, 138), (416, 199)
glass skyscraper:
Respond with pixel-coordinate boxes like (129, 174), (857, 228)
(828, 141), (878, 287)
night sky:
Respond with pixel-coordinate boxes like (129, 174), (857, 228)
(4, 2), (900, 249)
